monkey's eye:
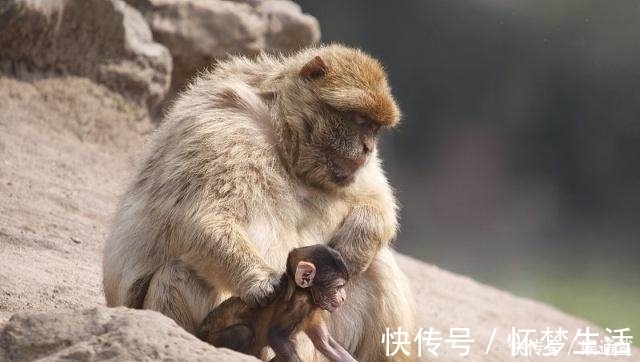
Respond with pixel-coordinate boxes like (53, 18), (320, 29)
(352, 112), (381, 135)
(353, 112), (368, 126)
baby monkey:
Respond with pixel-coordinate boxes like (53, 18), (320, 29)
(197, 245), (356, 362)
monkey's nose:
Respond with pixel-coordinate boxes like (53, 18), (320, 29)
(339, 288), (347, 302)
(362, 142), (371, 154)
(362, 138), (375, 155)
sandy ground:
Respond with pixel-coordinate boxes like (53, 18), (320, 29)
(0, 75), (150, 320)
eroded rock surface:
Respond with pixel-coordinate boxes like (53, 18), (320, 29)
(124, 0), (320, 108)
(0, 307), (259, 362)
(0, 0), (172, 111)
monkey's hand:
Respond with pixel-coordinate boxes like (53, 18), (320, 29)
(239, 269), (282, 308)
(329, 204), (397, 276)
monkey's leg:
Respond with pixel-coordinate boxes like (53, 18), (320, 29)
(144, 260), (214, 333)
(328, 248), (418, 362)
(196, 298), (255, 352)
(205, 324), (255, 353)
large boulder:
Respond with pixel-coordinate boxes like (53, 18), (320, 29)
(0, 307), (259, 362)
(0, 0), (172, 112)
(124, 0), (321, 107)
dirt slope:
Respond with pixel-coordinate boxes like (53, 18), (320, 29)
(0, 76), (147, 319)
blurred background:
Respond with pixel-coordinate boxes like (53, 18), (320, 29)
(298, 0), (640, 333)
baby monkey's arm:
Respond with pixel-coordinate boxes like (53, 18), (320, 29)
(304, 310), (358, 362)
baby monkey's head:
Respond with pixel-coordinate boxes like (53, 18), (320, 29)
(279, 44), (401, 190)
(286, 245), (350, 312)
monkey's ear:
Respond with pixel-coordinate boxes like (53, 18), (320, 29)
(294, 261), (316, 288)
(299, 56), (328, 80)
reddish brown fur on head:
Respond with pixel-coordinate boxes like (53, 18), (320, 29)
(302, 45), (401, 127)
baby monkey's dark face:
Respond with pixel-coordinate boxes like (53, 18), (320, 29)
(286, 245), (350, 312)
(308, 275), (348, 312)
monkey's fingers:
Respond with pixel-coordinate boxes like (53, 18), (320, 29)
(240, 272), (282, 308)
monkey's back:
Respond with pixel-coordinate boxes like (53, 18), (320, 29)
(102, 62), (295, 306)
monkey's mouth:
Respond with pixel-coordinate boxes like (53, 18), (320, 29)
(319, 300), (342, 312)
(328, 154), (364, 186)
(312, 292), (345, 312)
(330, 167), (355, 185)
(322, 304), (338, 312)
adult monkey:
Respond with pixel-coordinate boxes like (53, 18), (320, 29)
(104, 44), (416, 362)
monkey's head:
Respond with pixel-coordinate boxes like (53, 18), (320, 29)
(286, 245), (350, 312)
(278, 45), (401, 190)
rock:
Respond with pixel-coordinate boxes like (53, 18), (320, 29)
(0, 0), (172, 112)
(125, 0), (320, 108)
(0, 307), (260, 362)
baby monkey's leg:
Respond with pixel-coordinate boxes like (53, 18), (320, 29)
(210, 324), (254, 352)
(196, 298), (255, 353)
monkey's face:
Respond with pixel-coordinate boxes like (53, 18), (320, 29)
(303, 110), (381, 188)
(309, 278), (348, 312)
(286, 49), (400, 190)
(288, 245), (350, 311)
(328, 111), (381, 185)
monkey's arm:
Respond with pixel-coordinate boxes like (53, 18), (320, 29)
(304, 311), (358, 362)
(329, 174), (398, 275)
(267, 315), (305, 362)
(180, 214), (281, 307)
(268, 336), (303, 362)
(266, 292), (314, 362)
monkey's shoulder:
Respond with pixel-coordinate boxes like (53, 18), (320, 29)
(263, 289), (314, 336)
(291, 290), (317, 325)
(273, 289), (314, 317)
